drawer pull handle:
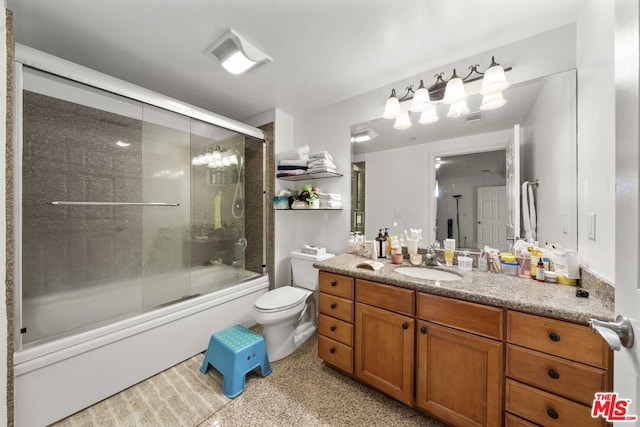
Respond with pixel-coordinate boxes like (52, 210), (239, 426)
(420, 327), (427, 334)
(330, 325), (336, 332)
(549, 332), (561, 342)
(402, 322), (409, 330)
(548, 369), (560, 380)
(329, 347), (336, 354)
(547, 408), (559, 419)
(330, 303), (337, 309)
(331, 281), (337, 287)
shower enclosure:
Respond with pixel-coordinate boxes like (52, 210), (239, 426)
(13, 45), (268, 426)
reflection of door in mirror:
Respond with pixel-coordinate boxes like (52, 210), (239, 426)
(351, 162), (365, 233)
(477, 186), (508, 252)
(436, 150), (506, 251)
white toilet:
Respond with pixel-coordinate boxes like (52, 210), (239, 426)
(253, 250), (334, 362)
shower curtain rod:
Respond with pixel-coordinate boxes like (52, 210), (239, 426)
(48, 201), (180, 206)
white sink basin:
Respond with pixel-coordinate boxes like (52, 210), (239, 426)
(395, 267), (462, 281)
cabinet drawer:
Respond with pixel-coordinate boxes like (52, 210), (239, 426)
(318, 313), (353, 346)
(506, 379), (602, 427)
(319, 271), (354, 299)
(507, 311), (610, 368)
(318, 335), (353, 374)
(505, 413), (539, 427)
(355, 279), (414, 316)
(507, 344), (607, 406)
(417, 293), (503, 339)
(319, 293), (354, 322)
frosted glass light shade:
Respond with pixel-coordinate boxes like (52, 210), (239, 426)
(480, 65), (510, 95)
(393, 112), (412, 130)
(443, 77), (467, 104)
(480, 91), (507, 111)
(418, 105), (439, 124)
(447, 100), (470, 118)
(410, 87), (431, 112)
(383, 93), (401, 119)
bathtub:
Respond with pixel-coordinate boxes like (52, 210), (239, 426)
(14, 266), (269, 427)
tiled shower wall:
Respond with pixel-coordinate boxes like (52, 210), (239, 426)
(22, 91), (144, 298)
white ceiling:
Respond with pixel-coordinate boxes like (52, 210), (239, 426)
(8, 0), (586, 122)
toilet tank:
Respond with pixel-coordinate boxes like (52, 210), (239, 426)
(290, 250), (335, 291)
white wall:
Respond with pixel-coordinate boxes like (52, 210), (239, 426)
(1, 6), (8, 426)
(576, 0), (615, 282)
(521, 70), (577, 251)
(286, 26), (577, 272)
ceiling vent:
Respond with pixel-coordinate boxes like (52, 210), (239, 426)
(465, 112), (483, 123)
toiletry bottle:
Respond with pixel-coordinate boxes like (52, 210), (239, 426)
(347, 233), (355, 254)
(536, 258), (545, 282)
(384, 228), (391, 257)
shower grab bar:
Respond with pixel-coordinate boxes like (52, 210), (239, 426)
(48, 201), (180, 206)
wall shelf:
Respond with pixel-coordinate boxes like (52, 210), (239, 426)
(276, 171), (342, 181)
(275, 208), (343, 211)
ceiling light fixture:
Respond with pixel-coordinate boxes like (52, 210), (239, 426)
(350, 129), (378, 143)
(206, 29), (272, 75)
(382, 56), (511, 129)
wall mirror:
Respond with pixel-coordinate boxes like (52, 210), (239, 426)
(351, 69), (577, 252)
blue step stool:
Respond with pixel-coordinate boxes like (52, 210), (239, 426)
(200, 325), (272, 398)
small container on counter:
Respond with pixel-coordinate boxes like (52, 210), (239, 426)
(516, 255), (531, 278)
(545, 271), (558, 283)
(458, 254), (473, 271)
(501, 261), (518, 277)
(391, 253), (403, 264)
(477, 257), (488, 272)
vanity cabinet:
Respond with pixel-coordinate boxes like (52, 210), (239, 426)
(505, 311), (612, 427)
(415, 293), (504, 427)
(354, 279), (415, 406)
(317, 271), (355, 374)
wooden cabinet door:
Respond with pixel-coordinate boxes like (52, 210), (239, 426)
(415, 321), (503, 427)
(354, 303), (414, 406)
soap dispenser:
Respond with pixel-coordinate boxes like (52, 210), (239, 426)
(376, 229), (387, 259)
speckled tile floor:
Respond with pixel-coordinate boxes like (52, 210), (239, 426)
(198, 335), (445, 427)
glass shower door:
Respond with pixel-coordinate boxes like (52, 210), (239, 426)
(140, 105), (191, 309)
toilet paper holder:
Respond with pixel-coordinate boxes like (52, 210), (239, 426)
(590, 315), (634, 351)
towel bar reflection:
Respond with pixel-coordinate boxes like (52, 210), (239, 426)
(48, 201), (180, 206)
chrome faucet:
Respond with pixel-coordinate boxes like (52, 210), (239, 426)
(424, 245), (439, 266)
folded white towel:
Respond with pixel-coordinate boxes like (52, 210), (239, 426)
(317, 192), (342, 200)
(276, 169), (307, 176)
(276, 145), (310, 163)
(279, 158), (309, 167)
(319, 201), (343, 208)
(308, 158), (337, 169)
(309, 151), (333, 160)
(307, 167), (337, 174)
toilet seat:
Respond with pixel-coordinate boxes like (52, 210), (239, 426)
(254, 287), (310, 313)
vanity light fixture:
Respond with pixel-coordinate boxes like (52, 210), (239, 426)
(382, 56), (511, 129)
(351, 129), (378, 143)
(192, 145), (236, 168)
(206, 29), (272, 75)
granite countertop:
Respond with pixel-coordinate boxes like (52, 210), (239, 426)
(314, 253), (614, 325)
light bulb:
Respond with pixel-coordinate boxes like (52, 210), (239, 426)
(480, 91), (507, 111)
(393, 112), (412, 130)
(480, 62), (509, 95)
(205, 148), (214, 162)
(443, 72), (467, 104)
(418, 105), (439, 124)
(410, 81), (431, 112)
(447, 100), (470, 118)
(382, 89), (402, 119)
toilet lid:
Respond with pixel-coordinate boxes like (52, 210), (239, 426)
(255, 287), (309, 312)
